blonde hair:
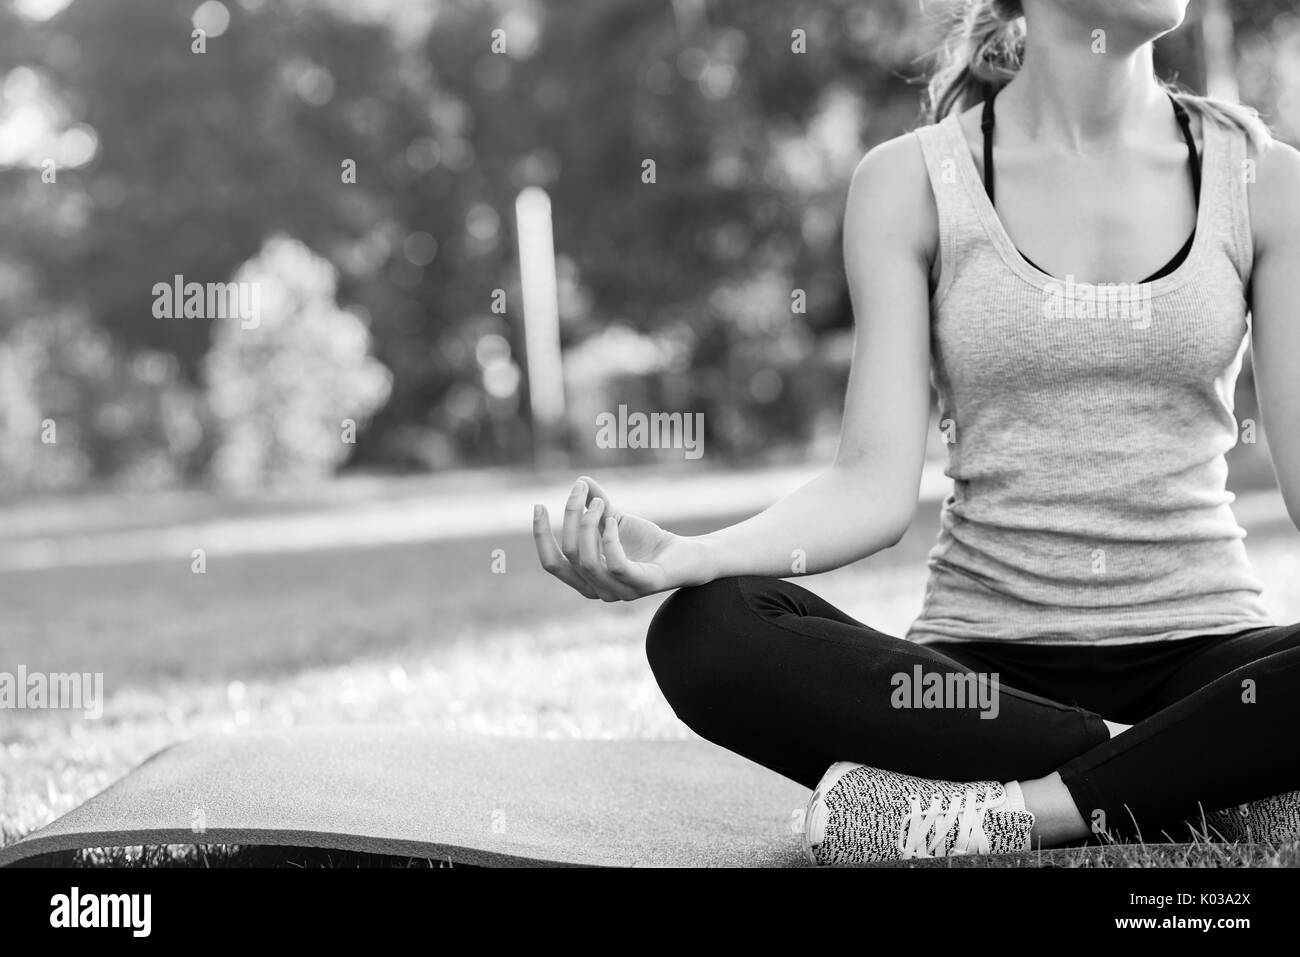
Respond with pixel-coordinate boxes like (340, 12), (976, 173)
(923, 0), (1272, 151)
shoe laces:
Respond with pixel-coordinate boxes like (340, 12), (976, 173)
(898, 787), (999, 858)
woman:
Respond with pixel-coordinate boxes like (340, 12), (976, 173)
(533, 0), (1300, 864)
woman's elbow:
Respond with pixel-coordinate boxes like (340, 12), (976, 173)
(883, 509), (914, 548)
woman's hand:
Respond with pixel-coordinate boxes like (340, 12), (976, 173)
(533, 475), (716, 601)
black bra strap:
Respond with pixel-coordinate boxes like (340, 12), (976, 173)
(1170, 95), (1202, 201)
(981, 91), (997, 205)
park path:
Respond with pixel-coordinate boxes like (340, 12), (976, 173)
(0, 459), (1292, 573)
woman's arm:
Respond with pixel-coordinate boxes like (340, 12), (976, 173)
(692, 135), (937, 578)
(1248, 139), (1300, 530)
(533, 133), (938, 600)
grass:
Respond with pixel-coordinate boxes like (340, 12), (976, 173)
(27, 838), (1297, 868)
(867, 840), (1300, 868)
(36, 845), (465, 868)
(2, 466), (1299, 867)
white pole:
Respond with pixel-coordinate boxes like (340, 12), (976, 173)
(515, 187), (567, 467)
(671, 0), (705, 33)
(1202, 0), (1240, 103)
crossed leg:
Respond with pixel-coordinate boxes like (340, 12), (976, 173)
(1049, 623), (1300, 840)
(645, 576), (1300, 845)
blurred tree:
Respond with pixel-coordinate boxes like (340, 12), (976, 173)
(0, 310), (202, 493)
(202, 235), (392, 488)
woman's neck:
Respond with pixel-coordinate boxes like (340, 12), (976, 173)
(998, 14), (1169, 153)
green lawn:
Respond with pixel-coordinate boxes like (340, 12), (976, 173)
(2, 468), (1299, 866)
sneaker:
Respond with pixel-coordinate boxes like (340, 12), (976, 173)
(803, 762), (1036, 865)
(1194, 790), (1300, 844)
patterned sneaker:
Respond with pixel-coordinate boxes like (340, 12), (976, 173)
(803, 762), (1036, 865)
(1194, 790), (1300, 844)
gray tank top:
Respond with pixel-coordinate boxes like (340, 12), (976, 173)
(907, 112), (1274, 645)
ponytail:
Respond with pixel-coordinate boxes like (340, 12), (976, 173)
(924, 0), (1025, 123)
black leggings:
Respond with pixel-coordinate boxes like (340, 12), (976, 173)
(645, 575), (1300, 840)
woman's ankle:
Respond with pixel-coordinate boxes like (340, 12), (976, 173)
(1015, 772), (1091, 847)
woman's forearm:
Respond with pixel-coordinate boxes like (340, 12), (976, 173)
(690, 464), (915, 581)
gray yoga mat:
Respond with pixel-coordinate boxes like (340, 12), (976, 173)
(0, 727), (811, 867)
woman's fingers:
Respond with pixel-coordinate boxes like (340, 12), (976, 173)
(533, 504), (598, 598)
(576, 496), (604, 576)
(577, 475), (622, 520)
(601, 513), (646, 588)
(560, 479), (587, 565)
(577, 498), (637, 601)
(537, 477), (647, 602)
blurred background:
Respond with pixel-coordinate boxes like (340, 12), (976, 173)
(1, 0), (1297, 491)
(2, 0), (1300, 860)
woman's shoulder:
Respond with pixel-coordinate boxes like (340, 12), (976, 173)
(1246, 134), (1300, 256)
(846, 130), (939, 228)
(1182, 95), (1270, 157)
(1246, 129), (1300, 175)
(850, 108), (980, 195)
(908, 103), (983, 149)
(843, 130), (941, 262)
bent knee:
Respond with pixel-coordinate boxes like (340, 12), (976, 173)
(645, 576), (748, 668)
(645, 576), (756, 727)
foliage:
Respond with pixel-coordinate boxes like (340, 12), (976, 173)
(0, 310), (201, 493)
(201, 235), (392, 487)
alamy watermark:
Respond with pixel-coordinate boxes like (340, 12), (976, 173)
(0, 666), (104, 719)
(152, 274), (261, 329)
(50, 887), (150, 937)
(890, 665), (1000, 720)
(595, 404), (704, 460)
(1043, 276), (1153, 330)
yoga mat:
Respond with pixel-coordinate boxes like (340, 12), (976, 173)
(0, 727), (810, 868)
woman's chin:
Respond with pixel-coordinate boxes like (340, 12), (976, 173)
(1062, 0), (1189, 42)
(1123, 0), (1189, 36)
